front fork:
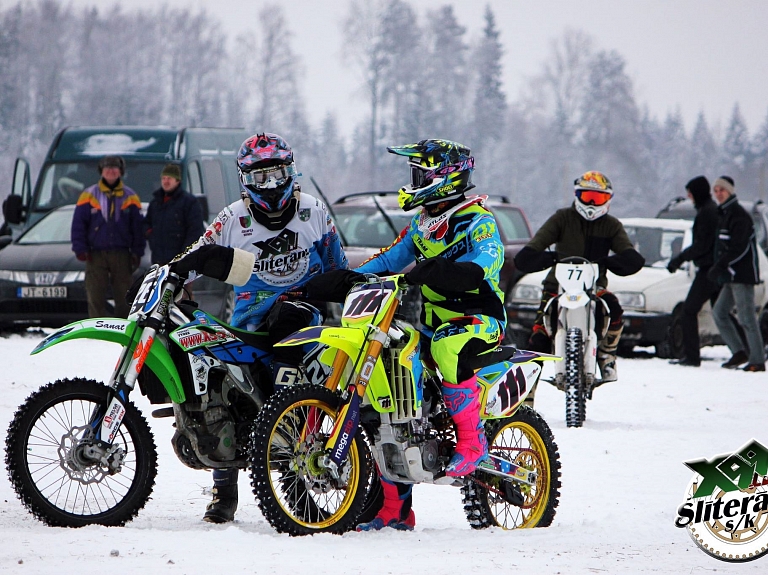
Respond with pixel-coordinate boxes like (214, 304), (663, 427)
(318, 292), (401, 479)
(86, 278), (178, 462)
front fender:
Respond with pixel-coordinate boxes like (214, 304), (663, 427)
(32, 318), (185, 403)
(277, 326), (394, 413)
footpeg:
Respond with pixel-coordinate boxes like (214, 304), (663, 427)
(152, 407), (174, 418)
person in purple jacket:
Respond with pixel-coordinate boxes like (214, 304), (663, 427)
(71, 155), (145, 318)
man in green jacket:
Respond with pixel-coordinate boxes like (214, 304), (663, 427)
(514, 171), (644, 385)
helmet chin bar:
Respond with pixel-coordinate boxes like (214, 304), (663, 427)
(575, 199), (610, 221)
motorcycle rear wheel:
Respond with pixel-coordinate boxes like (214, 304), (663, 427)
(249, 384), (369, 535)
(462, 406), (561, 529)
(5, 378), (157, 527)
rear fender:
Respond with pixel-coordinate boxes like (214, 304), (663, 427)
(277, 326), (394, 412)
(31, 318), (185, 403)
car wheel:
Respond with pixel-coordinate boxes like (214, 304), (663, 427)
(656, 307), (684, 359)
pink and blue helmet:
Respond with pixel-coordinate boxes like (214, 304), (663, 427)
(237, 133), (299, 213)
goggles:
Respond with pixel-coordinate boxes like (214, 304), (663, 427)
(409, 157), (474, 189)
(240, 163), (297, 189)
(576, 189), (612, 206)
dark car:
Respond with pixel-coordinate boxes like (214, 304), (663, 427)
(657, 197), (768, 255)
(0, 205), (231, 330)
(329, 192), (532, 324)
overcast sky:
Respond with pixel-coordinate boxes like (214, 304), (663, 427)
(62, 0), (768, 139)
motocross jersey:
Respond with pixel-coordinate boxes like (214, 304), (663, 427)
(357, 195), (505, 329)
(186, 192), (347, 329)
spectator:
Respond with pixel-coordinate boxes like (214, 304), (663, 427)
(71, 155), (145, 318)
(145, 163), (204, 265)
(709, 176), (765, 372)
(666, 176), (720, 367)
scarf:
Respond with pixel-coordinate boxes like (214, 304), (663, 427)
(98, 178), (125, 220)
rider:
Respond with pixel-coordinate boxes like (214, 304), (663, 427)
(514, 171), (644, 390)
(170, 132), (348, 524)
(352, 139), (506, 531)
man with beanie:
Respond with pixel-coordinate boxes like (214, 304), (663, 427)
(666, 176), (720, 366)
(709, 176), (765, 371)
(71, 155), (145, 318)
(144, 163), (204, 265)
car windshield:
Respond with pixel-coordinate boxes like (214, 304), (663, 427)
(625, 225), (685, 267)
(32, 161), (164, 213)
(17, 208), (74, 244)
(333, 207), (412, 247)
(492, 206), (530, 240)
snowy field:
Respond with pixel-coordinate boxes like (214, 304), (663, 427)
(0, 329), (765, 574)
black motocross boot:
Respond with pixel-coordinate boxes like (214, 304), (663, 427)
(203, 468), (238, 524)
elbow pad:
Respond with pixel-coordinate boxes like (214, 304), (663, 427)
(172, 244), (255, 285)
(405, 258), (484, 291)
(514, 246), (557, 273)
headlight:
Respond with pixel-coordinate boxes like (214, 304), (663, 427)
(511, 283), (542, 303)
(61, 271), (86, 283)
(615, 291), (645, 310)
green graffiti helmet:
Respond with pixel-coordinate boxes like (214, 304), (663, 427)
(387, 139), (475, 211)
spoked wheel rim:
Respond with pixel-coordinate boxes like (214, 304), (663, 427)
(25, 397), (140, 518)
(484, 421), (551, 529)
(266, 399), (361, 529)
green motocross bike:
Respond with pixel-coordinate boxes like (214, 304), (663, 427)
(250, 272), (563, 535)
(4, 263), (331, 527)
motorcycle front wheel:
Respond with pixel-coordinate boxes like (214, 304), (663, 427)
(565, 327), (587, 427)
(249, 384), (369, 536)
(5, 378), (157, 527)
(462, 406), (561, 529)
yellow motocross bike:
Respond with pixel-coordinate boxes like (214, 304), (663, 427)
(249, 272), (562, 535)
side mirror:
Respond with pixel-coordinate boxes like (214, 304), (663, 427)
(0, 235), (12, 249)
(2, 195), (23, 225)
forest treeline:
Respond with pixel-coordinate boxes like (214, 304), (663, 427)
(1, 0), (767, 225)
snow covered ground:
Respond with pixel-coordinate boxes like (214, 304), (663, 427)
(0, 329), (765, 574)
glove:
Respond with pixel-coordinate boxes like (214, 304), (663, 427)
(304, 269), (366, 303)
(76, 252), (90, 262)
(666, 255), (683, 273)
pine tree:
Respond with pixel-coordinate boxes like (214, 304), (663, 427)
(723, 103), (750, 169)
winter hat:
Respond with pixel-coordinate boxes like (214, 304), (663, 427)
(685, 175), (711, 206)
(97, 155), (125, 175)
(161, 163), (182, 180)
(713, 176), (735, 194)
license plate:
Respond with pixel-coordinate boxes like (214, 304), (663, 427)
(18, 286), (68, 298)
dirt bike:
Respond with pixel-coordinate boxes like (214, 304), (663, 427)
(249, 272), (562, 535)
(4, 264), (331, 527)
(542, 256), (609, 428)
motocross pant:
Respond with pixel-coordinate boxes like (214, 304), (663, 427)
(263, 300), (318, 393)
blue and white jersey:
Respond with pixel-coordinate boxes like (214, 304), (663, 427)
(187, 192), (347, 329)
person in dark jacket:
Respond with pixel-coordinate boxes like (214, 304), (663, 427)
(71, 155), (145, 318)
(709, 176), (765, 371)
(666, 176), (720, 366)
(514, 171), (644, 386)
(144, 163), (204, 265)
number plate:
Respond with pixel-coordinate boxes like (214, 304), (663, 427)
(18, 286), (68, 298)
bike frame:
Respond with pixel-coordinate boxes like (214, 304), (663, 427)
(276, 273), (560, 478)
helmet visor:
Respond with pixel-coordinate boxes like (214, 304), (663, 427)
(241, 163), (297, 189)
(576, 189), (612, 206)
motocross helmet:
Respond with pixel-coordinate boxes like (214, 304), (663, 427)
(387, 139), (475, 211)
(574, 170), (613, 221)
(237, 133), (299, 214)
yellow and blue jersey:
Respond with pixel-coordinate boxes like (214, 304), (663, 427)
(357, 196), (505, 329)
